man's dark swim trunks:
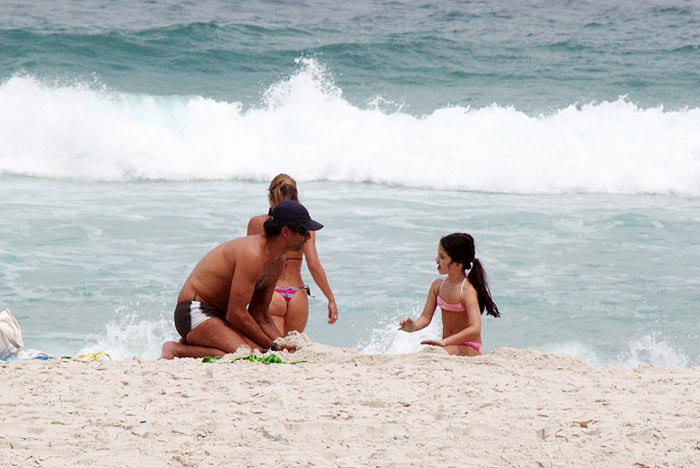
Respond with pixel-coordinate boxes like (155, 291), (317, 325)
(174, 301), (226, 338)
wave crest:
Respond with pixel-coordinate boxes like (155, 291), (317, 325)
(2, 60), (699, 195)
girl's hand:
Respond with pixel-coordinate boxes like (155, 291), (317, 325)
(420, 339), (445, 347)
(327, 301), (339, 324)
(398, 317), (417, 332)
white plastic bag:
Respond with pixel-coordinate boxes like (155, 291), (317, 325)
(0, 308), (24, 358)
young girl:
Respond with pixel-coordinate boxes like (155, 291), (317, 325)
(399, 233), (499, 356)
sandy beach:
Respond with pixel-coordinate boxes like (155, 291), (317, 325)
(2, 344), (699, 468)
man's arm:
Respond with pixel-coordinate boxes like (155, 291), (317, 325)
(248, 280), (283, 341)
(226, 257), (276, 349)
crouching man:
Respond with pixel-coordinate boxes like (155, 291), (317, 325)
(161, 200), (322, 359)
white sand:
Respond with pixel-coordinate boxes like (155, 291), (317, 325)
(2, 345), (699, 467)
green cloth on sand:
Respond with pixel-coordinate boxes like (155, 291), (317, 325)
(202, 354), (306, 365)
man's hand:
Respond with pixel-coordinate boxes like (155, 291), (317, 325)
(277, 342), (298, 352)
(272, 337), (299, 353)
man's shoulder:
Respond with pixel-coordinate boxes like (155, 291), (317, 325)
(222, 234), (255, 247)
(221, 235), (264, 258)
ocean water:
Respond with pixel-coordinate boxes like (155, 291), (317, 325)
(1, 0), (699, 367)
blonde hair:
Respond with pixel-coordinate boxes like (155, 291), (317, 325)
(268, 173), (298, 207)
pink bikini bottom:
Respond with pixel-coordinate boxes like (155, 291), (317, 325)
(461, 341), (482, 353)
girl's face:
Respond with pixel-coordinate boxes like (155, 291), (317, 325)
(435, 245), (453, 274)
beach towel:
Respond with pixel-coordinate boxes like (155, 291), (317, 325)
(0, 308), (23, 358)
(0, 308), (52, 361)
(202, 354), (306, 365)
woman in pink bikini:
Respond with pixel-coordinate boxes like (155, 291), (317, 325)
(399, 233), (499, 356)
(247, 174), (339, 335)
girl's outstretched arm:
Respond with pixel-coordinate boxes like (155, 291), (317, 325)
(303, 231), (339, 324)
(399, 279), (440, 332)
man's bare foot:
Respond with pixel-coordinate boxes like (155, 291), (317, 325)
(160, 340), (229, 359)
(160, 341), (180, 359)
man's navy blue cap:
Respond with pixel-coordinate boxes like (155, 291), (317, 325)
(269, 200), (323, 231)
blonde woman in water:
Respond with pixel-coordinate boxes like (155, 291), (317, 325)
(247, 174), (339, 335)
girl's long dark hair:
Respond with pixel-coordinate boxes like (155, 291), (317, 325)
(440, 233), (500, 318)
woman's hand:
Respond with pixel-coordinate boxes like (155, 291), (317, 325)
(327, 301), (339, 324)
(398, 317), (417, 332)
(420, 338), (445, 347)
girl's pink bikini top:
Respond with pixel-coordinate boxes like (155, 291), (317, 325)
(436, 278), (466, 312)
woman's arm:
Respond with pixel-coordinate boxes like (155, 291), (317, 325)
(303, 231), (338, 324)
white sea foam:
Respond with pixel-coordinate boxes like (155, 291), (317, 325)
(2, 58), (700, 194)
(71, 314), (693, 367)
(360, 316), (443, 355)
(77, 315), (173, 360)
(615, 334), (689, 369)
(540, 335), (689, 369)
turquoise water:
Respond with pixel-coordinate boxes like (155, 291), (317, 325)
(1, 1), (699, 366)
(3, 1), (700, 112)
(2, 177), (698, 366)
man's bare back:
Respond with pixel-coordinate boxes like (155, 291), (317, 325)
(178, 236), (283, 312)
